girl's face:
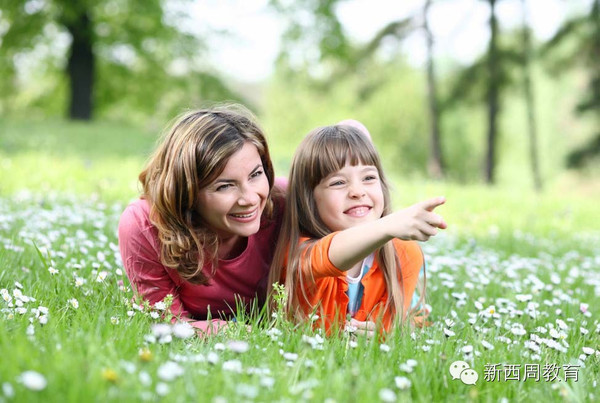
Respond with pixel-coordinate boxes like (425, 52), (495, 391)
(313, 163), (384, 232)
(197, 142), (270, 241)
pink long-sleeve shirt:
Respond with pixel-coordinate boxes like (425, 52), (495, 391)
(118, 190), (285, 333)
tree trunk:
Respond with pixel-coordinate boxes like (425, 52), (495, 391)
(592, 0), (599, 118)
(65, 10), (94, 120)
(485, 0), (499, 184)
(521, 0), (543, 191)
(424, 0), (444, 179)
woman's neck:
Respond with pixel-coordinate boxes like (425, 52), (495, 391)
(217, 235), (248, 260)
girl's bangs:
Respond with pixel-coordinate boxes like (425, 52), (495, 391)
(311, 127), (379, 185)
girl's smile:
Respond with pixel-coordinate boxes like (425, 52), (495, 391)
(344, 205), (372, 217)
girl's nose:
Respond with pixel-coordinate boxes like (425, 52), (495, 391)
(348, 183), (366, 199)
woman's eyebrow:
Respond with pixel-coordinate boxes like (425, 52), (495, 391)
(214, 178), (235, 184)
(213, 164), (263, 183)
(249, 164), (263, 173)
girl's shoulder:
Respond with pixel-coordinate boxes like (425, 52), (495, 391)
(391, 239), (423, 260)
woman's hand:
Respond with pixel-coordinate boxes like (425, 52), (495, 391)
(345, 319), (376, 339)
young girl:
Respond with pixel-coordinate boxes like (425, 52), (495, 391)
(268, 123), (446, 335)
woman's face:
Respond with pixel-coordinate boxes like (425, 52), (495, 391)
(197, 142), (270, 241)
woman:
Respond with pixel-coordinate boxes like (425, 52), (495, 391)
(118, 105), (285, 334)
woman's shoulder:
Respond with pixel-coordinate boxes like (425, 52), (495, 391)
(119, 198), (153, 233)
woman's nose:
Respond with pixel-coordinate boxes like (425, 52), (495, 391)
(238, 185), (260, 206)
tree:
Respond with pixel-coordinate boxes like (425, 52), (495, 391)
(62, 2), (94, 119)
(520, 0), (543, 191)
(269, 0), (444, 178)
(423, 0), (444, 179)
(0, 0), (237, 121)
(445, 0), (522, 185)
(484, 0), (500, 184)
(542, 0), (600, 168)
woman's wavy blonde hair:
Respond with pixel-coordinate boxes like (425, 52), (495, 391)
(140, 105), (276, 285)
(268, 124), (426, 327)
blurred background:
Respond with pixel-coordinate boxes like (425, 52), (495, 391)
(0, 0), (598, 201)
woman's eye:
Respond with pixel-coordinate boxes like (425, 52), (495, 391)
(250, 170), (264, 179)
(216, 184), (232, 191)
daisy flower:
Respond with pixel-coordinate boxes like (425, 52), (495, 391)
(157, 362), (184, 381)
(172, 323), (195, 339)
(379, 388), (396, 402)
(227, 340), (249, 353)
(395, 376), (412, 390)
(19, 371), (47, 391)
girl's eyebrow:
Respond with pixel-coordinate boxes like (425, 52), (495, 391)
(360, 165), (378, 172)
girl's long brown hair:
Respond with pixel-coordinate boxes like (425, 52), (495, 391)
(268, 124), (426, 327)
(140, 105), (276, 285)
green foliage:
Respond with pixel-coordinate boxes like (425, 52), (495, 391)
(540, 0), (600, 168)
(262, 52), (597, 184)
(541, 0), (600, 116)
(270, 0), (353, 71)
(0, 0), (242, 122)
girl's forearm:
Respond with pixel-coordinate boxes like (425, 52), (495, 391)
(327, 215), (394, 271)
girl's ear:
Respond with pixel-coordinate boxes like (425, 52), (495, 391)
(337, 119), (372, 141)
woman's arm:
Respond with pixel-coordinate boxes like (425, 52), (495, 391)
(328, 197), (447, 271)
(118, 207), (190, 317)
(118, 203), (230, 334)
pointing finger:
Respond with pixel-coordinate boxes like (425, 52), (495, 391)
(420, 196), (446, 212)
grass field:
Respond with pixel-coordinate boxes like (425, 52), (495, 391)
(0, 119), (599, 402)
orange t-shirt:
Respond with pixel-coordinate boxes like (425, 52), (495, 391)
(291, 232), (424, 333)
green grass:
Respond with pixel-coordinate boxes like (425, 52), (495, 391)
(0, 119), (599, 402)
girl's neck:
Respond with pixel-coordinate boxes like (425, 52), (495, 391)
(217, 235), (248, 260)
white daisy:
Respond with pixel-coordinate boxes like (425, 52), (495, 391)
(157, 361), (184, 381)
(379, 388), (396, 402)
(172, 323), (195, 339)
(222, 360), (243, 373)
(395, 376), (412, 390)
(227, 340), (250, 353)
(481, 340), (494, 350)
(19, 371), (47, 391)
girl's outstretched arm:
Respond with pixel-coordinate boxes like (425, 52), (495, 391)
(328, 197), (447, 271)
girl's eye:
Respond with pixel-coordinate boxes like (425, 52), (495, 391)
(330, 180), (344, 187)
(364, 175), (378, 181)
(250, 170), (264, 179)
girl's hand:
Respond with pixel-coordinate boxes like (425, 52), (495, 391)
(389, 197), (447, 242)
(346, 319), (376, 339)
